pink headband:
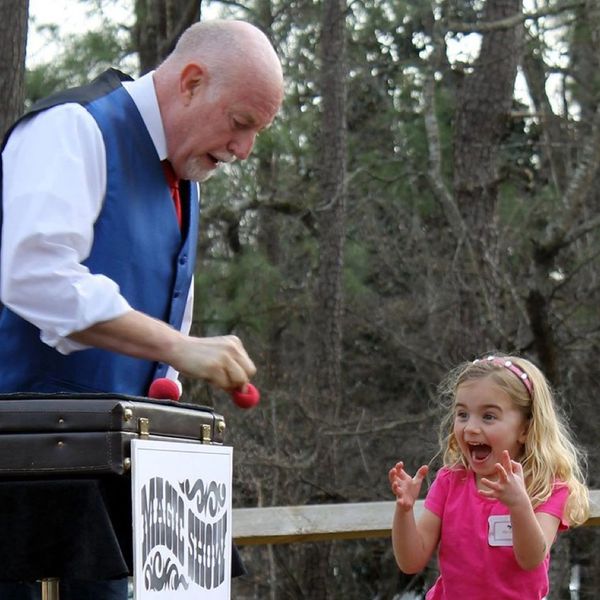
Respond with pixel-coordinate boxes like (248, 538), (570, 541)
(473, 355), (534, 398)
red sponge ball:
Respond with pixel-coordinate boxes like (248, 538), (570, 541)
(231, 383), (260, 409)
(148, 378), (182, 401)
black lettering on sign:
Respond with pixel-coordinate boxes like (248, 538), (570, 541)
(140, 476), (229, 591)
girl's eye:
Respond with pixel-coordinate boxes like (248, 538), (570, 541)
(483, 413), (496, 421)
(456, 411), (468, 420)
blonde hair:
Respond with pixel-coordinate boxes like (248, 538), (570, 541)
(437, 354), (589, 526)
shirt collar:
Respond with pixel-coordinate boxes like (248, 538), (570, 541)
(122, 71), (168, 160)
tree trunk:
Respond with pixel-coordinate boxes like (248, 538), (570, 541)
(312, 0), (347, 437)
(133, 0), (200, 73)
(452, 0), (523, 354)
(0, 0), (29, 140)
(302, 0), (348, 596)
(521, 30), (571, 195)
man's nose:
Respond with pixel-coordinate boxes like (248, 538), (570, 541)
(230, 131), (256, 161)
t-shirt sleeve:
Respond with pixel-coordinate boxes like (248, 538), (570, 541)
(535, 483), (570, 531)
(424, 468), (452, 518)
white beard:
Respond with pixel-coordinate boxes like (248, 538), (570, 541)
(183, 157), (217, 182)
(184, 152), (236, 182)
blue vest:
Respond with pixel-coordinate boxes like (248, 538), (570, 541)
(0, 70), (199, 395)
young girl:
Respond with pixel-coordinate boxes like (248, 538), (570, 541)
(388, 354), (589, 599)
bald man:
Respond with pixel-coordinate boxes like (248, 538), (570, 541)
(0, 19), (283, 600)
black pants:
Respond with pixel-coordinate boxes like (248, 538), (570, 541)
(0, 578), (128, 599)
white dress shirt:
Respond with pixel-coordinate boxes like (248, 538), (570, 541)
(1, 72), (194, 361)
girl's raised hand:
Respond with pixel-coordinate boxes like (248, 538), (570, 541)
(388, 461), (429, 512)
(479, 450), (529, 508)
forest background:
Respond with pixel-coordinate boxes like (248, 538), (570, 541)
(1, 0), (599, 598)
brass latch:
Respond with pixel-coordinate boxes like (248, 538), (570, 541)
(138, 417), (150, 438)
(201, 424), (211, 444)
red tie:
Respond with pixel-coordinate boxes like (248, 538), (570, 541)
(162, 160), (182, 229)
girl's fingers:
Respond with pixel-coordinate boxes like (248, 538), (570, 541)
(388, 462), (405, 480)
(501, 450), (513, 472)
(414, 465), (429, 482)
(480, 477), (493, 489)
(398, 469), (413, 482)
(495, 462), (508, 481)
(389, 463), (403, 480)
(390, 461), (428, 501)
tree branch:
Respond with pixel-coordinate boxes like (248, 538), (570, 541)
(540, 102), (600, 258)
(448, 0), (585, 33)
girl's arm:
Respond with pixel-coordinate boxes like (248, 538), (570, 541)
(480, 450), (560, 570)
(509, 504), (560, 570)
(392, 505), (441, 573)
(389, 462), (441, 573)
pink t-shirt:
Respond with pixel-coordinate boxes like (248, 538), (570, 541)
(424, 467), (568, 600)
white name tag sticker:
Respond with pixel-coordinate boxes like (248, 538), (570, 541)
(488, 515), (513, 546)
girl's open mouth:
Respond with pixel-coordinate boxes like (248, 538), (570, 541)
(468, 443), (492, 463)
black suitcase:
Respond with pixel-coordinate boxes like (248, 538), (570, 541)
(0, 393), (226, 476)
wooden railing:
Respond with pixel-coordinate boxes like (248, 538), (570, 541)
(232, 489), (600, 545)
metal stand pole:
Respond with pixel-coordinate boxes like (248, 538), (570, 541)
(41, 578), (59, 600)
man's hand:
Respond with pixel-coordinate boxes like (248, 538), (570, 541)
(173, 334), (256, 390)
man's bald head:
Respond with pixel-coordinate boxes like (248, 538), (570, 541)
(154, 20), (284, 181)
(159, 20), (283, 104)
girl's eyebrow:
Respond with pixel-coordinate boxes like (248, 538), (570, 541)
(455, 402), (503, 411)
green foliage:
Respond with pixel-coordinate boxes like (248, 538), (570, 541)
(194, 249), (286, 336)
(343, 240), (374, 301)
(26, 2), (135, 104)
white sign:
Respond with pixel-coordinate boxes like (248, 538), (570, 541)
(131, 439), (233, 599)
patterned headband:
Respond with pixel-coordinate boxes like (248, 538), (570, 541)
(473, 355), (534, 399)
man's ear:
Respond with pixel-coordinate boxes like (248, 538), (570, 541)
(179, 63), (206, 104)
